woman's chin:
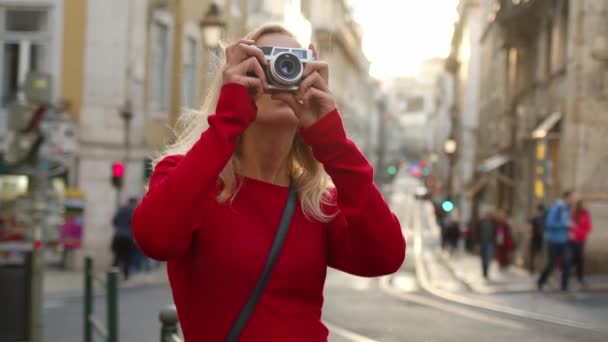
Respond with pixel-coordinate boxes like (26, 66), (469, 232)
(257, 109), (298, 125)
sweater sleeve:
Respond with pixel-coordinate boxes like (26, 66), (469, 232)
(299, 110), (406, 277)
(132, 84), (256, 260)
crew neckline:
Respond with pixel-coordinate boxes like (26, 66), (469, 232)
(239, 175), (290, 191)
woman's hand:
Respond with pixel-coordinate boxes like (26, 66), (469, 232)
(271, 44), (337, 128)
(222, 39), (268, 99)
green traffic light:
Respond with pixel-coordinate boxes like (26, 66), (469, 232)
(387, 165), (397, 175)
(442, 200), (454, 212)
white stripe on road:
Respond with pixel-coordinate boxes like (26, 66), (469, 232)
(379, 277), (526, 330)
(325, 321), (380, 342)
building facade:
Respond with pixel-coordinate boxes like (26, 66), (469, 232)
(303, 0), (376, 156)
(450, 0), (608, 271)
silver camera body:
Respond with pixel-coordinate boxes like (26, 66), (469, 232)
(259, 46), (314, 92)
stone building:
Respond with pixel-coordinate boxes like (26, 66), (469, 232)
(451, 0), (608, 270)
(303, 0), (377, 156)
(445, 0), (483, 227)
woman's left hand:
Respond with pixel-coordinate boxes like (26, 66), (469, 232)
(271, 44), (337, 128)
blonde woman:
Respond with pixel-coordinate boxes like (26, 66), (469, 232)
(133, 24), (405, 341)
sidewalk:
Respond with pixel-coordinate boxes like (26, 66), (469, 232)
(44, 264), (169, 298)
(439, 250), (608, 294)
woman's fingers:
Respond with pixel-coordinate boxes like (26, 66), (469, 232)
(301, 87), (328, 106)
(225, 40), (267, 75)
(234, 56), (267, 85)
(303, 61), (329, 83)
(297, 71), (327, 101)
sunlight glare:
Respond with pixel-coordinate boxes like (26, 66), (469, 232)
(349, 0), (459, 79)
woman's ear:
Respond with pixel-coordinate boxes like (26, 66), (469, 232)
(309, 43), (318, 60)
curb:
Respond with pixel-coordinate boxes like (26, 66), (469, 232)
(44, 273), (169, 300)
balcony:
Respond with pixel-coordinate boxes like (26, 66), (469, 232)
(495, 0), (545, 46)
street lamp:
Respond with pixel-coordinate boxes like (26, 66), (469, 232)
(444, 138), (457, 155)
(444, 137), (457, 201)
(200, 3), (226, 48)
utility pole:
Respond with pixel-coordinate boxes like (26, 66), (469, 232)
(376, 95), (388, 184)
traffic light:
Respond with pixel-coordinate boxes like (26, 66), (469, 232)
(112, 162), (124, 189)
(387, 165), (398, 176)
(441, 200), (454, 213)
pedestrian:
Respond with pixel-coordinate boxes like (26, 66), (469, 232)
(478, 210), (496, 278)
(538, 191), (575, 291)
(527, 204), (546, 274)
(434, 201), (447, 249)
(445, 210), (461, 254)
(569, 200), (592, 287)
(60, 209), (83, 270)
(132, 24), (405, 342)
(111, 197), (137, 280)
(494, 209), (513, 269)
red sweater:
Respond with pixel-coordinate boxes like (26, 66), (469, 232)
(132, 84), (405, 341)
(570, 209), (592, 243)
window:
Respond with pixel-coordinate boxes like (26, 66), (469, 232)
(6, 9), (48, 32)
(0, 8), (50, 107)
(150, 11), (173, 116)
(549, 0), (568, 74)
(182, 29), (199, 108)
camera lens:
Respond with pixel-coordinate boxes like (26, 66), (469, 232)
(279, 60), (297, 77)
(270, 52), (303, 85)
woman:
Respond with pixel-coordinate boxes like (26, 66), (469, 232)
(494, 209), (513, 269)
(569, 200), (592, 285)
(132, 24), (405, 341)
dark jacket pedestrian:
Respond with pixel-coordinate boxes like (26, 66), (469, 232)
(528, 204), (546, 274)
(478, 211), (496, 278)
(445, 212), (461, 253)
(569, 200), (592, 285)
(538, 191), (574, 291)
(112, 198), (137, 280)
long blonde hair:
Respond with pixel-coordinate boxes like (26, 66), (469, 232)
(153, 23), (335, 222)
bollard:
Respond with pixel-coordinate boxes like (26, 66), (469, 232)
(83, 257), (119, 342)
(159, 305), (179, 342)
(84, 257), (93, 342)
(107, 269), (119, 342)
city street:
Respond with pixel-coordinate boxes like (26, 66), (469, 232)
(42, 174), (608, 341)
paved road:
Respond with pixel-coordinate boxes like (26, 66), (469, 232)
(42, 175), (608, 341)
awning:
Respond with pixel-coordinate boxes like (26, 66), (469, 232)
(477, 153), (511, 173)
(459, 175), (489, 199)
(532, 112), (562, 139)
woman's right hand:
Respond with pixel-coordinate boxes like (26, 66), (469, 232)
(222, 39), (268, 99)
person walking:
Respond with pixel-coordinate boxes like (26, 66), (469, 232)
(445, 210), (461, 254)
(478, 210), (496, 278)
(528, 204), (546, 274)
(132, 24), (405, 342)
(569, 200), (592, 286)
(538, 191), (575, 291)
(111, 197), (137, 280)
(494, 209), (513, 269)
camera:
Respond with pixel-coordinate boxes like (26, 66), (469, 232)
(258, 46), (314, 92)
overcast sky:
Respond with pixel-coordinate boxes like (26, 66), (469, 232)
(348, 0), (458, 79)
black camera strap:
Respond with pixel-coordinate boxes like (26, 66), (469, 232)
(225, 182), (297, 342)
